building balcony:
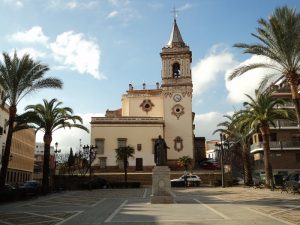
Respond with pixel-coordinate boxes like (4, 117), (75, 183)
(271, 120), (299, 129)
(251, 141), (300, 153)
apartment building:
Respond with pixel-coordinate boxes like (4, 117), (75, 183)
(251, 77), (300, 177)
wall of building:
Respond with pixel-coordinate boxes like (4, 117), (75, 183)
(121, 91), (163, 117)
(6, 128), (36, 185)
(91, 123), (164, 168)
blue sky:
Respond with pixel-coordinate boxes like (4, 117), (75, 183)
(0, 0), (299, 153)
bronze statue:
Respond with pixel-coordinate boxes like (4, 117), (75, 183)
(154, 135), (169, 166)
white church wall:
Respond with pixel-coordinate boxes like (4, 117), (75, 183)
(91, 123), (164, 167)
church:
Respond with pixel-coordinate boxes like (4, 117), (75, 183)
(90, 18), (195, 171)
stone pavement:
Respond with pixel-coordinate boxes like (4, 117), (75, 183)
(0, 187), (299, 225)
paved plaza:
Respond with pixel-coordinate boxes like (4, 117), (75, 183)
(0, 187), (299, 225)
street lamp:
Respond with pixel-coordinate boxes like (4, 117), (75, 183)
(215, 133), (225, 188)
(82, 145), (97, 190)
(54, 142), (61, 175)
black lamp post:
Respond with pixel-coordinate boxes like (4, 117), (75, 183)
(215, 133), (225, 188)
(82, 145), (97, 190)
(54, 142), (61, 175)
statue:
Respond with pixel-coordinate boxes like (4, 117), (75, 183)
(154, 135), (170, 166)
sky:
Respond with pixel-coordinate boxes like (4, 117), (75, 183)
(0, 0), (299, 153)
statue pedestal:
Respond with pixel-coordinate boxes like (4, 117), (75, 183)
(151, 166), (174, 204)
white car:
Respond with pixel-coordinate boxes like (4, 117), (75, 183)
(171, 174), (201, 187)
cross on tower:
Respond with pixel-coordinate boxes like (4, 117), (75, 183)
(171, 7), (179, 20)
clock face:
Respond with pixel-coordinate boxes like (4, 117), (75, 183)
(173, 94), (182, 102)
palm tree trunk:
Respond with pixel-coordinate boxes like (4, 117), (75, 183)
(42, 134), (52, 194)
(260, 126), (274, 189)
(242, 145), (253, 185)
(0, 106), (16, 190)
(124, 159), (128, 188)
(287, 74), (300, 127)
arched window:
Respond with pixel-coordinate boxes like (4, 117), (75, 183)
(172, 63), (181, 78)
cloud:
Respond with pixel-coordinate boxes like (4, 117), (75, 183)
(9, 26), (49, 45)
(108, 0), (130, 6)
(192, 45), (238, 96)
(2, 0), (23, 7)
(36, 113), (104, 154)
(194, 112), (226, 140)
(16, 48), (46, 59)
(225, 55), (275, 103)
(49, 0), (98, 9)
(50, 31), (105, 79)
(107, 10), (118, 19)
(178, 3), (192, 11)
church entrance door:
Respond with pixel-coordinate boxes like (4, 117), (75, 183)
(136, 158), (143, 171)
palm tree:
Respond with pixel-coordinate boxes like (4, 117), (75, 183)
(228, 6), (300, 126)
(214, 115), (253, 185)
(0, 52), (62, 190)
(115, 146), (134, 188)
(177, 156), (192, 171)
(236, 92), (295, 188)
(16, 98), (88, 193)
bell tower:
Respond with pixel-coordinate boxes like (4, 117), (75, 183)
(160, 18), (194, 164)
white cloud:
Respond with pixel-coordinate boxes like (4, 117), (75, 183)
(16, 48), (46, 59)
(108, 0), (130, 6)
(192, 45), (238, 96)
(2, 0), (23, 7)
(9, 26), (49, 45)
(225, 55), (276, 103)
(178, 3), (192, 11)
(49, 0), (98, 9)
(50, 31), (105, 79)
(194, 112), (226, 140)
(107, 10), (118, 19)
(66, 1), (77, 9)
(36, 113), (104, 154)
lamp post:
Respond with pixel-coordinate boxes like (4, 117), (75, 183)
(215, 133), (225, 188)
(54, 142), (61, 175)
(82, 145), (97, 190)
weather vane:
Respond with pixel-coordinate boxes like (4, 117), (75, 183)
(171, 6), (179, 20)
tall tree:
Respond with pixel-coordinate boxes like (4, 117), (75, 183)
(115, 146), (134, 188)
(16, 98), (88, 193)
(214, 115), (253, 185)
(236, 92), (295, 188)
(228, 6), (300, 126)
(177, 155), (192, 171)
(0, 52), (62, 190)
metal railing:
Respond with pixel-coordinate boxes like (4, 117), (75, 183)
(271, 120), (299, 128)
(251, 141), (300, 150)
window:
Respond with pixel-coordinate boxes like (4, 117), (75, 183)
(270, 133), (277, 141)
(99, 157), (107, 169)
(117, 138), (127, 148)
(296, 153), (300, 162)
(95, 139), (104, 155)
(152, 138), (156, 154)
(172, 62), (181, 78)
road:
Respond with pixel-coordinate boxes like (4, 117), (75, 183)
(0, 187), (299, 225)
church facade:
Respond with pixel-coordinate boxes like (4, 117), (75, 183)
(90, 19), (195, 171)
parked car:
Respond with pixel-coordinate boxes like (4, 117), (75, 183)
(171, 174), (201, 187)
(19, 180), (41, 196)
(0, 184), (18, 202)
(284, 173), (300, 184)
(198, 159), (220, 170)
(82, 177), (110, 189)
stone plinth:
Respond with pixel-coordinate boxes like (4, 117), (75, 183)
(151, 166), (174, 204)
